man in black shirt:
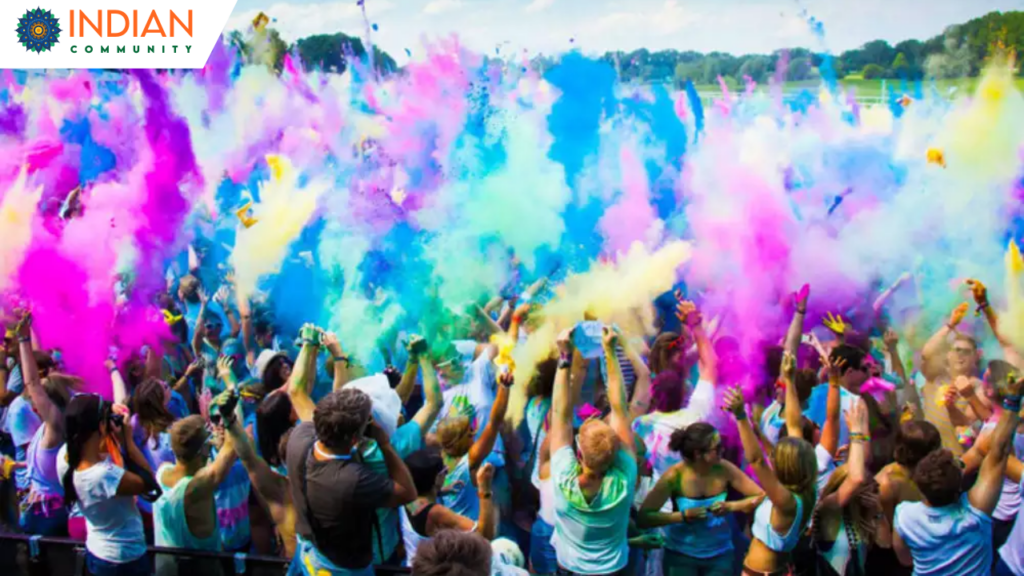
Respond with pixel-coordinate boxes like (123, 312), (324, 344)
(287, 387), (416, 574)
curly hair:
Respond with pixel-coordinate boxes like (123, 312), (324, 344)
(412, 530), (492, 576)
(913, 449), (962, 507)
(313, 388), (372, 453)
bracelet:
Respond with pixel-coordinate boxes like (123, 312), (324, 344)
(850, 432), (870, 444)
(334, 355), (351, 368)
(17, 336), (30, 343)
(478, 491), (493, 499)
(796, 307), (807, 315)
(557, 353), (571, 370)
(733, 410), (746, 421)
(1002, 395), (1022, 413)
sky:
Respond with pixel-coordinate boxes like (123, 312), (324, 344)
(225, 0), (1022, 64)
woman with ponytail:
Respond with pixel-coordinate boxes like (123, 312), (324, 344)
(60, 394), (154, 575)
(723, 387), (818, 576)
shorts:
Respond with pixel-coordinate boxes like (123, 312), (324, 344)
(86, 552), (150, 576)
(664, 549), (732, 576)
(529, 518), (558, 574)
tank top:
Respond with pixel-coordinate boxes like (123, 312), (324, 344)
(440, 455), (478, 520)
(665, 493), (732, 558)
(538, 476), (556, 525)
(153, 463), (222, 551)
(400, 503), (435, 566)
(26, 426), (63, 502)
(752, 494), (806, 553)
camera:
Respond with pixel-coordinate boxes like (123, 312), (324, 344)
(107, 411), (125, 428)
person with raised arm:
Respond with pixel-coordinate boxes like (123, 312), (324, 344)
(781, 351), (844, 493)
(548, 326), (637, 576)
(809, 399), (874, 576)
(285, 386), (417, 576)
(723, 386), (817, 576)
(436, 367), (512, 521)
(16, 313), (73, 536)
(637, 421), (764, 576)
(893, 374), (1023, 575)
(918, 303), (990, 456)
(400, 450), (497, 564)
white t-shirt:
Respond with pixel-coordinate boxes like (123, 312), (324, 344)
(980, 422), (1024, 522)
(815, 444), (836, 495)
(58, 447), (146, 563)
(894, 493), (992, 576)
(436, 345), (504, 466)
(998, 476), (1024, 575)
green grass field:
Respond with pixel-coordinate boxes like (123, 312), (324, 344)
(692, 76), (1024, 100)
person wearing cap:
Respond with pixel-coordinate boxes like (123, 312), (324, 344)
(152, 414), (238, 575)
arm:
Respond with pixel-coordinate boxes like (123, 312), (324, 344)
(679, 301), (717, 384)
(225, 414), (288, 505)
(621, 333), (652, 419)
(893, 529), (914, 567)
(638, 466), (686, 528)
(549, 330), (574, 454)
(368, 422), (417, 508)
(191, 290), (208, 359)
(885, 329), (922, 417)
(411, 355), (443, 434)
(393, 335), (425, 404)
(724, 388), (797, 515)
(237, 291), (257, 368)
(0, 346), (10, 407)
(107, 360), (129, 406)
(189, 430), (238, 499)
(720, 460), (767, 514)
(967, 279), (1024, 368)
(17, 316), (62, 437)
(832, 399), (869, 508)
(473, 304), (504, 338)
(967, 385), (1021, 515)
(784, 285), (809, 354)
(819, 357), (843, 457)
(921, 304), (968, 378)
(603, 327), (634, 453)
(782, 352), (803, 440)
(286, 326), (320, 422)
(474, 464), (497, 540)
(468, 372), (511, 473)
(954, 377), (993, 423)
(321, 332), (352, 392)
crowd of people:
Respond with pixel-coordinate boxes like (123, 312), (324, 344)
(1, 266), (1023, 576)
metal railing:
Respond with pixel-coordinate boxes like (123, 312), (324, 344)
(0, 533), (411, 576)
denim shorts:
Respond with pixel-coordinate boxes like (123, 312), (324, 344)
(530, 518), (558, 574)
(288, 536), (375, 576)
(86, 552), (150, 576)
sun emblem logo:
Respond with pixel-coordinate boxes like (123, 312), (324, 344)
(16, 8), (61, 54)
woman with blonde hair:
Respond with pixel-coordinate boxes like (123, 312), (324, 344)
(724, 387), (818, 576)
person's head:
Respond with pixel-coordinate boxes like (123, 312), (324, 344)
(946, 335), (979, 377)
(778, 416), (820, 446)
(411, 530), (492, 576)
(669, 422), (722, 467)
(202, 311), (224, 344)
(775, 368), (818, 406)
(32, 372), (74, 416)
(313, 388), (373, 454)
(771, 436), (818, 501)
(257, 393), (297, 467)
(132, 378), (175, 442)
(178, 274), (200, 304)
(405, 448), (446, 497)
(650, 370), (688, 413)
(650, 331), (690, 375)
(893, 420), (942, 469)
(62, 394), (115, 509)
(829, 344), (867, 393)
(33, 351), (56, 379)
(256, 350), (293, 394)
(527, 358), (557, 399)
(577, 418), (621, 475)
(435, 345), (467, 385)
(170, 415), (213, 467)
(436, 415), (474, 459)
(816, 464), (879, 544)
(985, 359), (1016, 403)
(913, 448), (962, 507)
(253, 317), (275, 349)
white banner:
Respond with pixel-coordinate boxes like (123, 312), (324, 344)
(0, 0), (238, 69)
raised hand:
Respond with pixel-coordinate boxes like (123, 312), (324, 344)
(601, 325), (619, 349)
(949, 302), (969, 329)
(405, 335), (427, 359)
(845, 397), (869, 436)
(794, 284), (810, 312)
(823, 312), (847, 335)
(475, 462), (494, 490)
(14, 311), (32, 340)
(723, 387), (746, 418)
(883, 327), (899, 350)
(556, 327), (574, 355)
(823, 355), (846, 385)
(321, 331), (343, 356)
(965, 279), (988, 306)
(954, 375), (976, 399)
(780, 351), (796, 383)
(676, 300), (702, 328)
(216, 356), (235, 383)
(497, 370), (514, 388)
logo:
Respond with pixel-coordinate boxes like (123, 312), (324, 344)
(16, 7), (61, 53)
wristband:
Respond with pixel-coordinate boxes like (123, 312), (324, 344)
(733, 410), (746, 421)
(796, 307), (807, 315)
(478, 491), (492, 499)
(557, 353), (571, 370)
(334, 355), (351, 368)
(1003, 395), (1022, 413)
(18, 336), (30, 343)
(850, 432), (870, 444)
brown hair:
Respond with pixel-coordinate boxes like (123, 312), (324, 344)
(650, 331), (686, 375)
(170, 415), (210, 462)
(813, 465), (879, 548)
(893, 420), (941, 469)
(913, 449), (962, 507)
(132, 379), (175, 446)
(412, 530), (492, 576)
(772, 437), (818, 521)
(436, 415), (474, 458)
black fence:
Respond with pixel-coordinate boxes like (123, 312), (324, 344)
(0, 533), (412, 576)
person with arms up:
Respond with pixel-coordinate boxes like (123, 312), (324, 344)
(893, 373), (1023, 575)
(549, 326), (637, 576)
(286, 387), (417, 576)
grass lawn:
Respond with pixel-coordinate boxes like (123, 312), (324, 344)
(690, 76), (1024, 100)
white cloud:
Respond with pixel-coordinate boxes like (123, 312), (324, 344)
(423, 0), (464, 15)
(226, 0), (394, 43)
(525, 0), (555, 13)
(583, 1), (701, 40)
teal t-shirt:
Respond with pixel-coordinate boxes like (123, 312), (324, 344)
(550, 445), (637, 574)
(361, 421), (423, 564)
